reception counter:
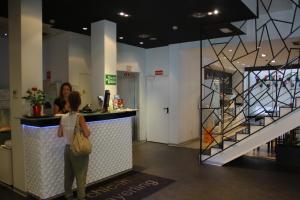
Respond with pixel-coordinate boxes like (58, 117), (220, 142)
(20, 110), (136, 199)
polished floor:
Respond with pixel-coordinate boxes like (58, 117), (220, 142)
(1, 142), (300, 200)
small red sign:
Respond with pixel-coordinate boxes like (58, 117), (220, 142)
(155, 69), (164, 76)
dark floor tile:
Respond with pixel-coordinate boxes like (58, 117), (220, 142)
(1, 142), (300, 200)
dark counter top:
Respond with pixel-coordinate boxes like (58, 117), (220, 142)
(20, 110), (137, 127)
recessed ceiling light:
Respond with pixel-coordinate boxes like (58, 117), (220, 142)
(119, 36), (124, 40)
(172, 26), (178, 30)
(271, 60), (276, 63)
(261, 54), (267, 57)
(139, 42), (144, 45)
(237, 61), (240, 64)
(228, 49), (233, 52)
(138, 34), (150, 39)
(149, 37), (157, 41)
(208, 12), (213, 16)
(82, 27), (88, 31)
(4, 33), (7, 36)
(118, 12), (130, 17)
(214, 9), (219, 15)
(191, 12), (206, 18)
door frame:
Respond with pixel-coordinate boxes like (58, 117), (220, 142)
(117, 71), (140, 141)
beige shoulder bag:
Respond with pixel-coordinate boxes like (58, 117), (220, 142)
(70, 114), (92, 156)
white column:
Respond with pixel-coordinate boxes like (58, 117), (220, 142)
(8, 0), (43, 191)
(91, 20), (117, 105)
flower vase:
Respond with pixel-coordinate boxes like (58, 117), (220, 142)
(32, 105), (42, 117)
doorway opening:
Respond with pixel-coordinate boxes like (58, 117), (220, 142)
(117, 71), (140, 141)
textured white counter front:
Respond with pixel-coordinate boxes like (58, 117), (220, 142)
(23, 117), (133, 199)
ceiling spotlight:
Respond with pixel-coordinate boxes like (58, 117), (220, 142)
(118, 12), (130, 17)
(261, 54), (267, 57)
(214, 9), (219, 15)
(228, 49), (233, 52)
(139, 42), (144, 45)
(82, 27), (88, 31)
(208, 12), (213, 16)
(237, 61), (240, 64)
(4, 33), (7, 36)
(271, 60), (276, 63)
(138, 34), (150, 39)
(149, 37), (157, 41)
(119, 36), (124, 40)
(191, 12), (206, 18)
(172, 26), (178, 30)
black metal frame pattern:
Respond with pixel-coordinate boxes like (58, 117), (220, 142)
(200, 0), (300, 162)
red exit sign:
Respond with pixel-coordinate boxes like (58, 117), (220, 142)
(154, 69), (164, 76)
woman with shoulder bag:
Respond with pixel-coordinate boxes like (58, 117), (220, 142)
(57, 91), (91, 200)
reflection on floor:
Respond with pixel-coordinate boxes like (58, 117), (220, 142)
(179, 139), (276, 161)
(177, 139), (200, 149)
(245, 144), (276, 160)
(1, 142), (300, 200)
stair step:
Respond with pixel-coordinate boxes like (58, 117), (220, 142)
(264, 116), (279, 125)
(223, 141), (235, 149)
(250, 125), (263, 134)
(280, 107), (292, 116)
(201, 154), (210, 161)
(211, 147), (222, 155)
(236, 133), (249, 141)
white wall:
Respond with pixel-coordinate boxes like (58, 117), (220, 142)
(145, 46), (170, 76)
(177, 48), (200, 142)
(0, 38), (9, 88)
(43, 33), (69, 83)
(117, 43), (146, 140)
(68, 32), (91, 107)
(145, 42), (201, 145)
(168, 44), (201, 144)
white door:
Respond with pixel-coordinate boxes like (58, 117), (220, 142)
(146, 76), (169, 143)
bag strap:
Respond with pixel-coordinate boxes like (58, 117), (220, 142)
(73, 113), (80, 135)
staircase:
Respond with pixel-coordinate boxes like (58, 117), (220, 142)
(202, 97), (300, 166)
(200, 56), (300, 166)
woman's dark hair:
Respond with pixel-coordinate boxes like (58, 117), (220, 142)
(68, 91), (81, 111)
(59, 82), (72, 99)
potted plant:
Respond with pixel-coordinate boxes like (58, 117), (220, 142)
(22, 87), (46, 116)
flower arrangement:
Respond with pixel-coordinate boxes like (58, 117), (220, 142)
(22, 87), (46, 116)
(23, 87), (46, 106)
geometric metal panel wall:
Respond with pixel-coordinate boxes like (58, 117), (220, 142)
(200, 0), (300, 160)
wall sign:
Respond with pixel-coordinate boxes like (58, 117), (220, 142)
(105, 74), (117, 85)
(154, 69), (164, 76)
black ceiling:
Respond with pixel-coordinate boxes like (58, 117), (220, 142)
(0, 0), (256, 48)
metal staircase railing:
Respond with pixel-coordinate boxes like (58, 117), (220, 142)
(200, 56), (300, 161)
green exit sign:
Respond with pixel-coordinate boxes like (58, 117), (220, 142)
(105, 74), (117, 85)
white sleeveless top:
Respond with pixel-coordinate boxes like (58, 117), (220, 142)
(61, 112), (78, 145)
